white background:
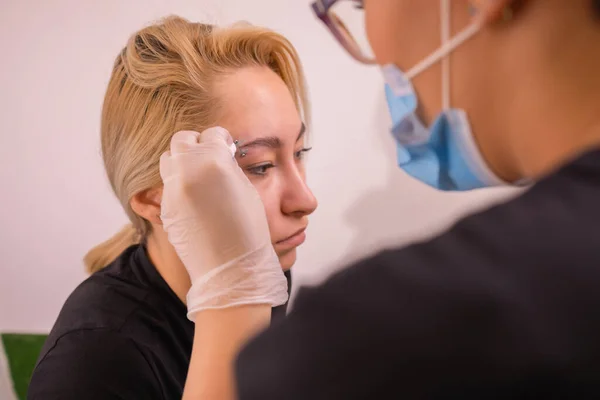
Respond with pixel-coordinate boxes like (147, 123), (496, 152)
(0, 0), (518, 333)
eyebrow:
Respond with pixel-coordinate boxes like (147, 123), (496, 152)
(238, 122), (306, 150)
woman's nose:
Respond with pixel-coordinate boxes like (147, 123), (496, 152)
(281, 171), (318, 217)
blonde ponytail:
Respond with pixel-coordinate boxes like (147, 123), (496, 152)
(84, 224), (141, 274)
(87, 15), (309, 273)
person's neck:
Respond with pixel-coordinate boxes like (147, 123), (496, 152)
(145, 231), (191, 305)
(509, 61), (600, 179)
(485, 32), (600, 180)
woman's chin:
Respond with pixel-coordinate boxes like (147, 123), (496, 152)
(277, 248), (297, 271)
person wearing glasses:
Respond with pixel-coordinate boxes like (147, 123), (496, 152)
(154, 0), (600, 398)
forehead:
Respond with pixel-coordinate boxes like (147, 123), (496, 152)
(215, 66), (303, 143)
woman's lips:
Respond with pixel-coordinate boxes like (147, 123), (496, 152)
(275, 227), (306, 249)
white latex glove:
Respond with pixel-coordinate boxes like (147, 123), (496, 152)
(159, 128), (288, 320)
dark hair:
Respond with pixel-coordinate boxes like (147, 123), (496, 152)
(594, 0), (600, 17)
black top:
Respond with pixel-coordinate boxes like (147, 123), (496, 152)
(28, 244), (291, 400)
(236, 148), (600, 399)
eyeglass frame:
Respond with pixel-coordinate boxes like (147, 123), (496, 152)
(311, 0), (376, 65)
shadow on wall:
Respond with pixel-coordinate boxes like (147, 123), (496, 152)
(338, 91), (434, 266)
(339, 89), (519, 267)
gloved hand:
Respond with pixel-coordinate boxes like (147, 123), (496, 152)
(159, 128), (289, 320)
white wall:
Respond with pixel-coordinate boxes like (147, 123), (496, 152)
(0, 0), (518, 333)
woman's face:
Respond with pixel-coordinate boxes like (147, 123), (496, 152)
(216, 66), (318, 270)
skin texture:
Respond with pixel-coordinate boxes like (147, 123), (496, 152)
(132, 65), (317, 304)
(364, 0), (600, 182)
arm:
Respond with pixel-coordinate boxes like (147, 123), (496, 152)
(28, 330), (162, 400)
(160, 129), (290, 398)
(182, 305), (270, 400)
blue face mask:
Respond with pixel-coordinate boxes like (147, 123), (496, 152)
(383, 1), (509, 191)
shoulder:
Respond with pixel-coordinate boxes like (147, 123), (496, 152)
(44, 245), (169, 345)
(28, 329), (163, 400)
(30, 245), (193, 399)
(35, 247), (182, 362)
(42, 264), (152, 345)
(32, 247), (167, 396)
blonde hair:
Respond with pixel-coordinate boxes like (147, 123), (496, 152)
(84, 15), (309, 273)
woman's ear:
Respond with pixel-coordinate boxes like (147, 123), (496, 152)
(470, 0), (520, 25)
(130, 187), (163, 225)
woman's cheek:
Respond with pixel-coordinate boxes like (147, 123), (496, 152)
(255, 185), (278, 236)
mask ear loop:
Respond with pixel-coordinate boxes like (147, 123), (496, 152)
(405, 19), (481, 81)
(441, 0), (451, 110)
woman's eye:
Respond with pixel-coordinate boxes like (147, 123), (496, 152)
(246, 163), (274, 176)
(295, 147), (313, 160)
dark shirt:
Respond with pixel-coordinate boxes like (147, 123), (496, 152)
(236, 148), (600, 399)
(28, 244), (291, 399)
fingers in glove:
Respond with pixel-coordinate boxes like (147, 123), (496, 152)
(198, 126), (233, 146)
(170, 130), (202, 154)
(170, 128), (235, 159)
(198, 127), (237, 159)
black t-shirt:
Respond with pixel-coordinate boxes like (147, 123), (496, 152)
(28, 244), (291, 400)
(236, 148), (600, 399)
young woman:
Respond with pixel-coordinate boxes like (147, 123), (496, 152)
(27, 15), (317, 399)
